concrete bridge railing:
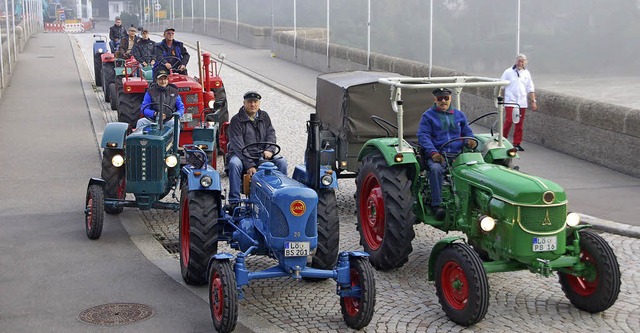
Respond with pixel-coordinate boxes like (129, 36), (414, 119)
(162, 18), (640, 178)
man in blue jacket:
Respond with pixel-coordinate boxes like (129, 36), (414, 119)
(136, 68), (185, 132)
(417, 87), (477, 220)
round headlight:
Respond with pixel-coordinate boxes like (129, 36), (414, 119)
(321, 174), (333, 186)
(98, 48), (104, 53)
(200, 175), (213, 188)
(208, 100), (215, 108)
(165, 155), (178, 168)
(480, 216), (496, 232)
(111, 154), (124, 167)
(566, 212), (580, 227)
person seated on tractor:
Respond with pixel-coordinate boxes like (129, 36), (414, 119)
(135, 68), (185, 133)
(227, 91), (288, 208)
(417, 87), (477, 221)
(131, 28), (156, 68)
(108, 17), (125, 54)
(153, 27), (190, 77)
(117, 26), (141, 59)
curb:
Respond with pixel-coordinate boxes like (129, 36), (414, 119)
(581, 214), (640, 238)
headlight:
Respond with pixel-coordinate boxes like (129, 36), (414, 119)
(321, 174), (333, 186)
(208, 100), (215, 108)
(197, 144), (209, 150)
(200, 175), (213, 188)
(165, 155), (178, 168)
(98, 48), (104, 53)
(394, 153), (404, 163)
(566, 212), (580, 227)
(479, 215), (496, 232)
(111, 154), (124, 167)
(507, 148), (518, 157)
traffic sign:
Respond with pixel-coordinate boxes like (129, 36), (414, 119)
(154, 3), (161, 10)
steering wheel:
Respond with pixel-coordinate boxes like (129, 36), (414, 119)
(241, 142), (281, 161)
(159, 55), (184, 72)
(142, 102), (176, 122)
(438, 136), (479, 159)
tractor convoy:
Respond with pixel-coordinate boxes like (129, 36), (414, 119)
(84, 38), (620, 332)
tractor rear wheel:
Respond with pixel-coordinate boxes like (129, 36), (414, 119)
(180, 183), (219, 285)
(558, 229), (621, 313)
(340, 256), (376, 329)
(94, 54), (102, 87)
(311, 189), (339, 270)
(101, 149), (125, 214)
(118, 92), (144, 129)
(435, 243), (489, 326)
(85, 184), (104, 240)
(209, 259), (238, 333)
(355, 152), (415, 271)
(101, 62), (115, 102)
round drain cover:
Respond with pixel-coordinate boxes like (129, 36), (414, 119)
(78, 303), (154, 326)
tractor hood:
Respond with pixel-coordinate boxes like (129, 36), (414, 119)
(453, 161), (567, 205)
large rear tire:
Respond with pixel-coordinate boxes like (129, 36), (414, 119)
(558, 229), (621, 313)
(101, 149), (125, 214)
(340, 256), (376, 329)
(435, 243), (489, 326)
(311, 189), (339, 270)
(118, 92), (144, 129)
(209, 259), (238, 333)
(355, 152), (415, 270)
(94, 54), (102, 87)
(102, 62), (115, 102)
(180, 183), (219, 285)
(109, 79), (121, 111)
(85, 184), (104, 240)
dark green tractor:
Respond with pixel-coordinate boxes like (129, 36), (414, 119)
(314, 72), (621, 326)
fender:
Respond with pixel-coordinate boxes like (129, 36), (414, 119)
(180, 166), (222, 192)
(427, 236), (465, 281)
(88, 177), (106, 188)
(292, 164), (338, 190)
(358, 137), (419, 168)
(100, 122), (129, 149)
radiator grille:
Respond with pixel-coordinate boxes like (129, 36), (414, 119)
(185, 94), (199, 104)
(270, 204), (289, 237)
(126, 144), (163, 182)
(305, 207), (317, 237)
(518, 205), (566, 234)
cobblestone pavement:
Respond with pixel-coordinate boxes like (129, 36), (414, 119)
(74, 33), (640, 332)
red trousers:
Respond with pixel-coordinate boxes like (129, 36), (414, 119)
(503, 106), (527, 145)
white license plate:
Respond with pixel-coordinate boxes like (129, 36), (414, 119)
(532, 236), (557, 252)
(285, 242), (310, 257)
(181, 113), (192, 122)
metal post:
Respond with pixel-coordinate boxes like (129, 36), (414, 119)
(181, 0), (183, 30)
(326, 0), (329, 68)
(429, 0), (433, 78)
(0, 11), (4, 89)
(191, 0), (193, 32)
(235, 0), (238, 39)
(271, 0), (274, 49)
(12, 0), (16, 59)
(516, 0), (521, 55)
(293, 0), (296, 59)
(4, 0), (12, 73)
(367, 0), (370, 70)
(218, 0), (221, 35)
(203, 0), (206, 33)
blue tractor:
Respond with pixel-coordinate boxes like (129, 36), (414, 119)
(178, 115), (376, 332)
(92, 35), (108, 88)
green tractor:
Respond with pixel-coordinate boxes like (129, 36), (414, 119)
(314, 72), (620, 326)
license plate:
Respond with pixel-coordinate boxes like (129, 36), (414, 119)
(532, 236), (557, 252)
(285, 242), (310, 257)
(181, 113), (192, 122)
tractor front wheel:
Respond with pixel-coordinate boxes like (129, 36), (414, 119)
(558, 229), (621, 313)
(118, 92), (144, 129)
(85, 184), (104, 240)
(101, 149), (125, 214)
(109, 81), (119, 111)
(340, 256), (376, 329)
(311, 189), (340, 270)
(355, 152), (415, 270)
(101, 62), (114, 101)
(180, 183), (219, 285)
(209, 259), (238, 333)
(94, 54), (102, 87)
(435, 243), (489, 326)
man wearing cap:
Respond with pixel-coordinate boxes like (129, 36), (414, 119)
(226, 91), (288, 206)
(132, 28), (156, 67)
(108, 17), (125, 53)
(153, 28), (190, 76)
(135, 68), (185, 130)
(117, 26), (140, 59)
(417, 87), (477, 220)
(499, 54), (537, 151)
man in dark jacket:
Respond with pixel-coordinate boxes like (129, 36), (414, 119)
(135, 68), (185, 131)
(117, 26), (140, 59)
(108, 17), (125, 53)
(131, 28), (156, 67)
(227, 91), (288, 205)
(153, 27), (190, 76)
(417, 87), (477, 220)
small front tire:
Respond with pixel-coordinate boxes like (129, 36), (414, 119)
(340, 256), (376, 329)
(85, 184), (104, 240)
(209, 259), (238, 333)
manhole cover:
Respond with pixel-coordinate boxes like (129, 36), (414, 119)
(78, 303), (154, 326)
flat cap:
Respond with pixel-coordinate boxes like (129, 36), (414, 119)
(243, 91), (262, 101)
(432, 87), (452, 96)
(164, 27), (175, 33)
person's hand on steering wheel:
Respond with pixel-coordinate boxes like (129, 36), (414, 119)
(263, 150), (273, 160)
(466, 139), (478, 150)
